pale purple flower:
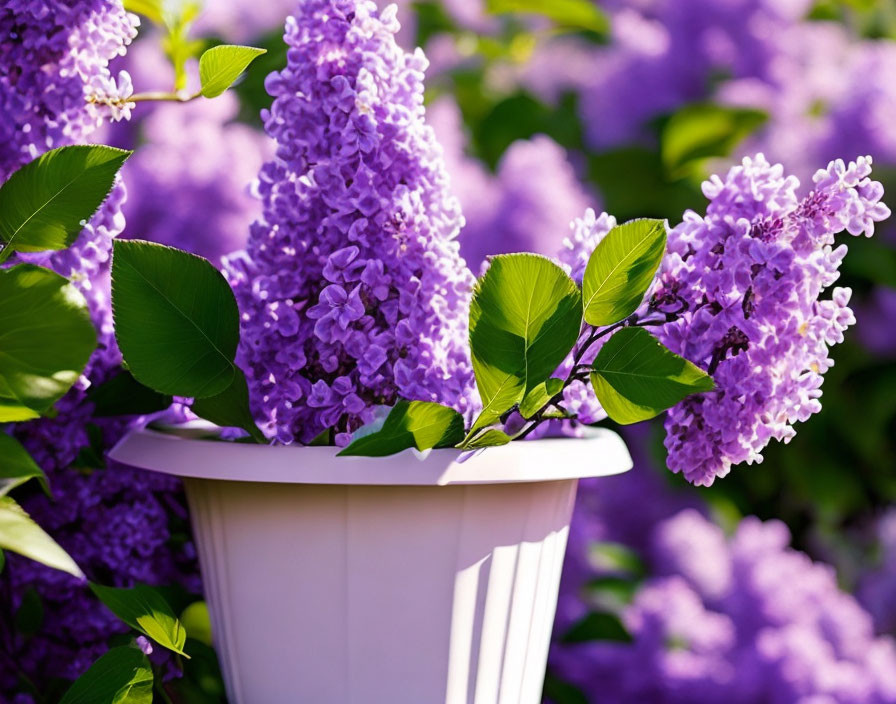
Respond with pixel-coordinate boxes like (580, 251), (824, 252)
(224, 0), (477, 444)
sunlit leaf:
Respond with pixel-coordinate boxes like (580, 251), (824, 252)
(339, 400), (464, 457)
(582, 219), (666, 326)
(0, 264), (96, 421)
(0, 146), (130, 260)
(468, 253), (582, 434)
(199, 45), (266, 98)
(60, 645), (153, 704)
(0, 432), (49, 497)
(90, 583), (189, 657)
(486, 0), (609, 34)
(591, 327), (714, 424)
(0, 497), (83, 578)
(519, 377), (565, 419)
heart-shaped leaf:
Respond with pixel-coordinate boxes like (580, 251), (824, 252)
(0, 264), (96, 421)
(111, 240), (239, 398)
(60, 645), (153, 704)
(0, 145), (130, 261)
(582, 219), (666, 326)
(468, 253), (582, 434)
(339, 400), (464, 457)
(590, 327), (714, 424)
(199, 45), (266, 98)
(90, 583), (189, 657)
(0, 497), (83, 578)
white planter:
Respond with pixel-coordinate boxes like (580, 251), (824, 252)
(109, 427), (631, 704)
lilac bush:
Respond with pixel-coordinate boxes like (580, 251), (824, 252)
(551, 509), (896, 704)
(0, 0), (199, 692)
(224, 0), (476, 445)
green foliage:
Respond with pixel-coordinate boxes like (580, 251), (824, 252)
(0, 496), (83, 578)
(199, 45), (267, 98)
(59, 645), (153, 704)
(191, 369), (266, 442)
(0, 432), (49, 497)
(90, 583), (189, 657)
(561, 611), (633, 643)
(111, 240), (239, 398)
(661, 103), (768, 177)
(89, 370), (173, 418)
(519, 377), (565, 419)
(467, 253), (582, 433)
(0, 146), (130, 261)
(0, 264), (96, 422)
(485, 0), (610, 34)
(582, 219), (667, 326)
(591, 327), (714, 424)
(542, 674), (589, 704)
(457, 428), (512, 449)
(338, 400), (465, 456)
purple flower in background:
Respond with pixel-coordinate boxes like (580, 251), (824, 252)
(224, 0), (477, 445)
(120, 92), (271, 263)
(859, 511), (896, 637)
(428, 97), (594, 271)
(656, 154), (889, 485)
(0, 0), (138, 176)
(551, 509), (896, 704)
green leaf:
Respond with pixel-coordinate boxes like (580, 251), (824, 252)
(15, 586), (44, 636)
(60, 645), (153, 704)
(89, 370), (172, 418)
(485, 0), (609, 34)
(468, 254), (582, 434)
(582, 219), (667, 327)
(122, 0), (164, 23)
(338, 400), (464, 457)
(0, 146), (130, 261)
(590, 327), (714, 424)
(198, 45), (267, 98)
(662, 103), (768, 178)
(191, 367), (265, 443)
(89, 583), (189, 657)
(519, 377), (565, 419)
(0, 432), (49, 497)
(180, 601), (213, 648)
(0, 264), (96, 421)
(111, 240), (239, 399)
(542, 674), (589, 704)
(561, 611), (633, 644)
(457, 428), (512, 450)
(0, 496), (83, 578)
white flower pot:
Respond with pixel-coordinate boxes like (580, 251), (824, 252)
(109, 427), (631, 704)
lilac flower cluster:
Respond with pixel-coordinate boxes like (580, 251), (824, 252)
(0, 0), (138, 175)
(224, 0), (477, 445)
(858, 511), (896, 637)
(655, 154), (889, 485)
(551, 509), (896, 704)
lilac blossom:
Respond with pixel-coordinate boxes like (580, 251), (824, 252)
(657, 154), (889, 485)
(859, 511), (896, 637)
(224, 0), (477, 445)
(550, 509), (896, 704)
(0, 0), (138, 175)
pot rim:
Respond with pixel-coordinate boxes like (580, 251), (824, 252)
(108, 423), (632, 486)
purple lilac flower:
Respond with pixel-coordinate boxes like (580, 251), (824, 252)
(119, 91), (272, 263)
(223, 0), (477, 445)
(859, 511), (896, 637)
(0, 0), (138, 175)
(656, 154), (889, 485)
(551, 509), (896, 704)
